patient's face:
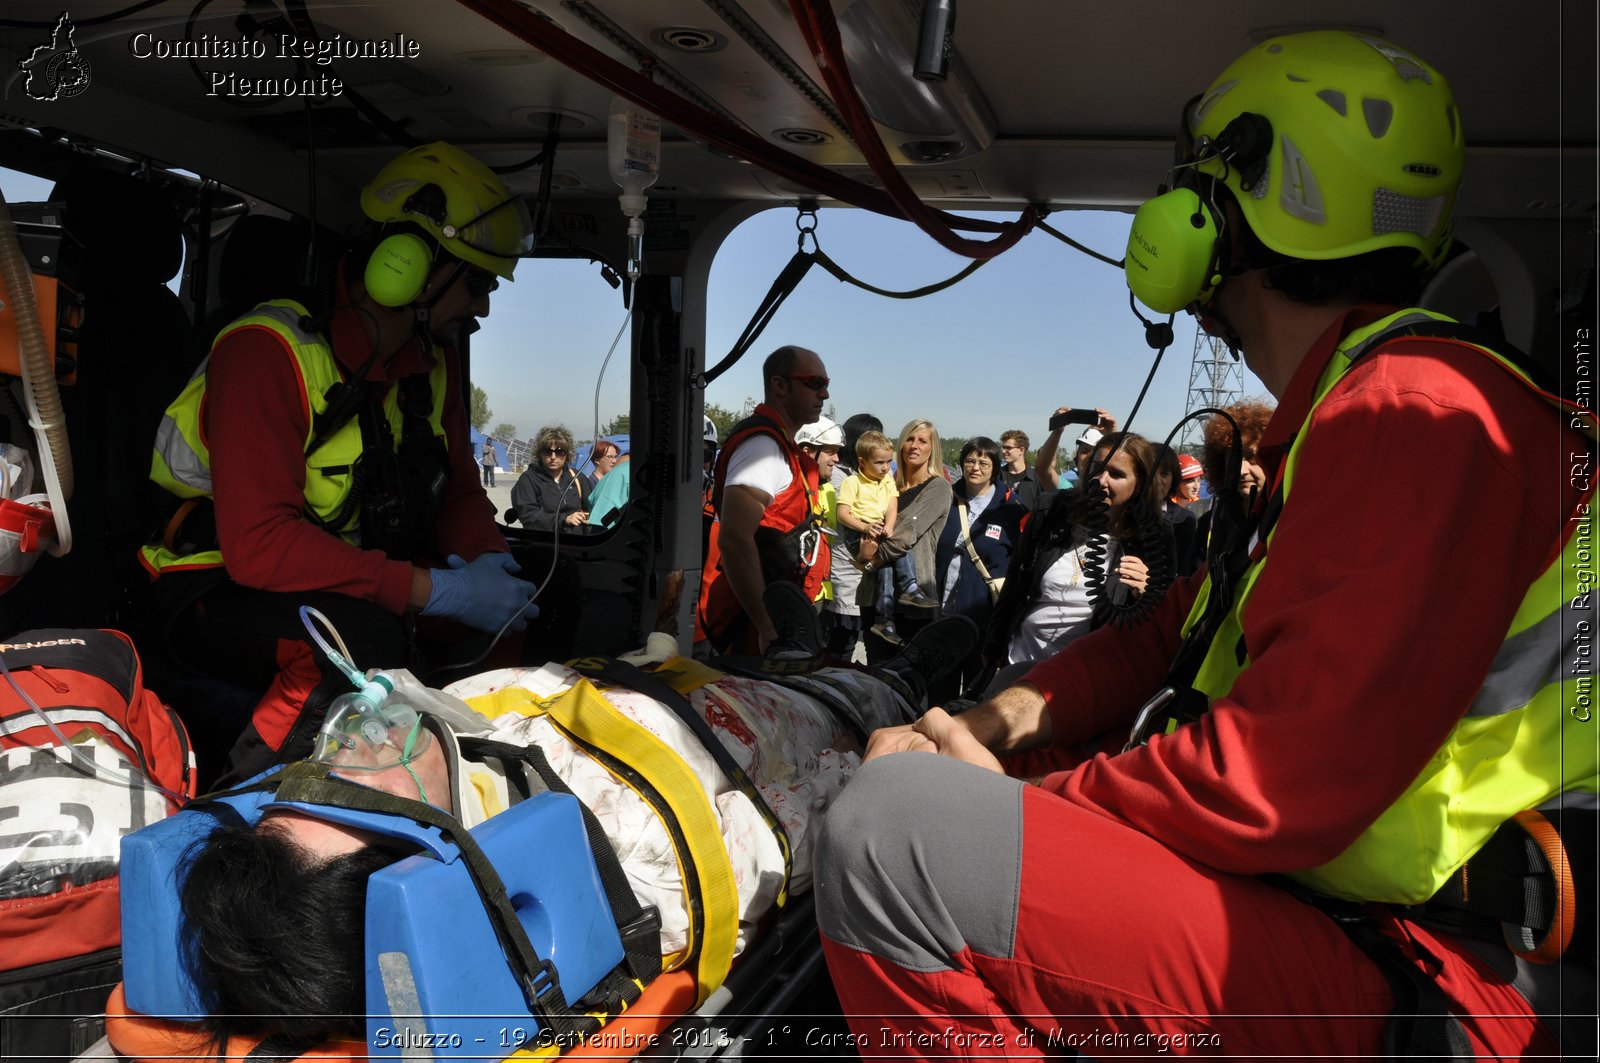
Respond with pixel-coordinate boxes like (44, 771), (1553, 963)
(262, 737), (453, 860)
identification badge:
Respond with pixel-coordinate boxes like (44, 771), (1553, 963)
(984, 525), (1002, 540)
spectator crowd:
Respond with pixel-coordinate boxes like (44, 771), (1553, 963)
(484, 350), (1273, 706)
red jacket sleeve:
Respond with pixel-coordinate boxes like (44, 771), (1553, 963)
(204, 329), (506, 614)
(1030, 340), (1581, 877)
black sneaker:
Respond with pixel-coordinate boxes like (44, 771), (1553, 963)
(871, 615), (979, 707)
(896, 589), (938, 609)
(761, 581), (825, 673)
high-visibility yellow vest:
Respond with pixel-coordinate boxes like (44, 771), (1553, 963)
(1181, 308), (1598, 904)
(141, 300), (449, 575)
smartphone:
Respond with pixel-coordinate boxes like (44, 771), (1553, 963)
(1048, 408), (1102, 431)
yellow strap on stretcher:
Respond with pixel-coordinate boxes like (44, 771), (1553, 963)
(467, 680), (740, 1006)
(651, 654), (730, 695)
(568, 653), (793, 907)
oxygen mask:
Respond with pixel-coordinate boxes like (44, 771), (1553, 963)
(311, 675), (432, 775)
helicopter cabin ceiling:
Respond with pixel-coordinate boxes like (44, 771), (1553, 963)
(0, 0), (1593, 224)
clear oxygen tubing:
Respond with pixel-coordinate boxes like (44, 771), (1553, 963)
(577, 305), (635, 481)
(0, 648), (187, 811)
(298, 607), (433, 799)
(0, 188), (73, 556)
(300, 563), (547, 685)
(299, 605), (367, 691)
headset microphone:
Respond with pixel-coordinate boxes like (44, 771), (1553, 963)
(1127, 293), (1175, 350)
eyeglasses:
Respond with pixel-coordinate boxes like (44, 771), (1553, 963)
(1001, 444), (1022, 452)
(785, 374), (830, 391)
(961, 457), (993, 468)
(464, 267), (499, 299)
(540, 447), (568, 457)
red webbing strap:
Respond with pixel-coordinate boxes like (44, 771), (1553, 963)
(450, 0), (1026, 241)
(786, 0), (1040, 258)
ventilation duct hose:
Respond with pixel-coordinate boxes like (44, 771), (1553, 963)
(0, 189), (73, 555)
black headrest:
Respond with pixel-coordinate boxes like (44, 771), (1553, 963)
(217, 214), (304, 307)
(49, 168), (183, 285)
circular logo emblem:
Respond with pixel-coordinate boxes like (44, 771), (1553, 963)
(46, 50), (92, 99)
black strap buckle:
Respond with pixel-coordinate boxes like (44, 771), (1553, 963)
(616, 905), (663, 960)
(525, 957), (564, 1006)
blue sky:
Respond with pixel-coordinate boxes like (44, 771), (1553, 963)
(460, 206), (1267, 451)
(2, 165), (1265, 448)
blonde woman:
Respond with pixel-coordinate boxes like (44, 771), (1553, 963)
(826, 419), (952, 652)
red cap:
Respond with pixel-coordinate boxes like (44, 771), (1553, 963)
(1178, 454), (1204, 480)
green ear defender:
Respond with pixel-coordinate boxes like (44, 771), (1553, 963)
(1124, 187), (1223, 315)
(363, 231), (435, 308)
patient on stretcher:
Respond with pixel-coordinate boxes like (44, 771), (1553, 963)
(162, 641), (948, 1055)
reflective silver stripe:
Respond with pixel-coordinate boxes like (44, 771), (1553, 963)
(376, 951), (433, 1063)
(1468, 597), (1584, 717)
(1540, 791), (1599, 811)
(246, 301), (320, 344)
(1338, 310), (1444, 363)
(151, 410), (210, 494)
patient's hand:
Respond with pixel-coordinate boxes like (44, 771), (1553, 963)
(863, 721), (936, 761)
(863, 708), (1003, 774)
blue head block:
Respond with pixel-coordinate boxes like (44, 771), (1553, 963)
(120, 777), (277, 1018)
(119, 770), (627, 1055)
(363, 792), (625, 1057)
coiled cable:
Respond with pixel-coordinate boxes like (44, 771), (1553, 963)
(1075, 455), (1175, 629)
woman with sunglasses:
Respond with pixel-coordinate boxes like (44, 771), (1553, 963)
(510, 425), (593, 532)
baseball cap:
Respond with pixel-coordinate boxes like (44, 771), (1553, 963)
(1178, 453), (1204, 481)
(1074, 426), (1104, 449)
(795, 417), (844, 448)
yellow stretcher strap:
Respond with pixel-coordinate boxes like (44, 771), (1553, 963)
(566, 654), (793, 907)
(469, 680), (740, 1005)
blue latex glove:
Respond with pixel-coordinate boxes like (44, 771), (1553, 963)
(420, 553), (540, 633)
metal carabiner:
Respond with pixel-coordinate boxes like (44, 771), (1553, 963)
(795, 206), (819, 253)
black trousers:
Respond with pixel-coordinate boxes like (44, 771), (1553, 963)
(152, 570), (413, 787)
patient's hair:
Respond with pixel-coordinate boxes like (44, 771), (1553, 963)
(180, 821), (401, 1052)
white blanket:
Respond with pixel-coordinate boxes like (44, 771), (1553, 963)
(444, 663), (907, 957)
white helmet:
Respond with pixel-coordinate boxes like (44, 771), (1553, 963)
(794, 417), (844, 448)
(703, 414), (718, 445)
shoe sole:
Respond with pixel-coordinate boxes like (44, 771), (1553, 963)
(716, 653), (823, 678)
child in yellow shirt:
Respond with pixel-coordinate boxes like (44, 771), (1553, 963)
(836, 432), (897, 567)
(837, 432), (932, 643)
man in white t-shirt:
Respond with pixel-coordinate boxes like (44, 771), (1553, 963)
(697, 346), (832, 653)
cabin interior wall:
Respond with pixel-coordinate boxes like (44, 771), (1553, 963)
(1455, 216), (1592, 368)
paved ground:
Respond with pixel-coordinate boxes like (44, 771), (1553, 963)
(481, 472), (516, 523)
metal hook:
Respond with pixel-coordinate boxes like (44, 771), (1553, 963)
(795, 205), (819, 252)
